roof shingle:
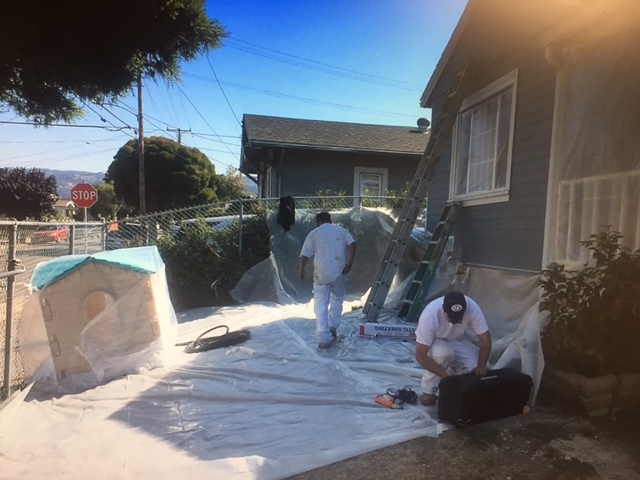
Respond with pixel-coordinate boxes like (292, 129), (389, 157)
(243, 114), (429, 155)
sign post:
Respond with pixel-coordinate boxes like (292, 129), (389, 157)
(71, 183), (98, 252)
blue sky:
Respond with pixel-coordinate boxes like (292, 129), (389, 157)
(0, 0), (467, 175)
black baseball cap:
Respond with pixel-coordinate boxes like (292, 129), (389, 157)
(443, 291), (467, 324)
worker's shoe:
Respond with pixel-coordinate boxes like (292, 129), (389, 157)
(330, 327), (337, 339)
(420, 393), (437, 406)
(318, 342), (331, 349)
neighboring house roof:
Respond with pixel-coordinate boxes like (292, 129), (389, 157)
(55, 199), (76, 208)
(243, 114), (430, 155)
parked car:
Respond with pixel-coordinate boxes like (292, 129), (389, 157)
(171, 215), (255, 240)
(105, 223), (157, 250)
(105, 231), (127, 250)
(31, 225), (69, 244)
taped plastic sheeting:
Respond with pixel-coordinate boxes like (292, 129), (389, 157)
(1, 303), (442, 480)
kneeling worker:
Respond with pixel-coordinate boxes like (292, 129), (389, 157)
(414, 291), (492, 406)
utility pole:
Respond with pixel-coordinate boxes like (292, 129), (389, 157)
(137, 74), (146, 214)
(167, 127), (191, 145)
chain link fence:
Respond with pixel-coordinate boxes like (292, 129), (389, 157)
(0, 220), (105, 398)
(1, 195), (411, 399)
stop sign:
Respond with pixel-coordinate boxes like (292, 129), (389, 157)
(71, 183), (98, 208)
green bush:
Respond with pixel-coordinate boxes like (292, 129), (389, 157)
(540, 230), (640, 376)
(157, 213), (270, 311)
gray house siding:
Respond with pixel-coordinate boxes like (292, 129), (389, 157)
(240, 115), (430, 199)
(278, 148), (420, 197)
(426, 42), (556, 272)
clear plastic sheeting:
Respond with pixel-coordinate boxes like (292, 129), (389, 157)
(1, 303), (443, 480)
(17, 246), (178, 392)
(231, 207), (427, 305)
(552, 20), (640, 266)
(449, 266), (545, 402)
(232, 205), (544, 403)
(2, 208), (547, 479)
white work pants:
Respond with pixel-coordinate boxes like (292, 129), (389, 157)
(313, 275), (346, 343)
(420, 338), (480, 395)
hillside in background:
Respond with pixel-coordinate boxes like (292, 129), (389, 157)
(44, 169), (105, 199)
(45, 169), (257, 200)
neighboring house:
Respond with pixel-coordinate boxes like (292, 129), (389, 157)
(54, 199), (77, 218)
(420, 0), (640, 273)
(239, 114), (430, 199)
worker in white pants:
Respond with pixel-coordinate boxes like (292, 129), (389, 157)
(415, 291), (492, 406)
(419, 338), (481, 395)
(299, 212), (356, 349)
(312, 275), (346, 342)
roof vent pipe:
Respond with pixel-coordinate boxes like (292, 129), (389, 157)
(417, 118), (430, 133)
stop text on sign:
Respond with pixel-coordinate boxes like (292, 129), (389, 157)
(72, 190), (97, 201)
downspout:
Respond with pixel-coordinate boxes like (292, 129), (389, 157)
(277, 149), (284, 198)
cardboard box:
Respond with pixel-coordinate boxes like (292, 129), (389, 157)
(359, 322), (417, 339)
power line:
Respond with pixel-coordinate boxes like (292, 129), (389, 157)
(1, 147), (116, 169)
(206, 55), (242, 126)
(0, 136), (123, 144)
(0, 120), (129, 131)
(175, 84), (240, 162)
(185, 74), (417, 119)
(80, 101), (136, 140)
(226, 37), (423, 91)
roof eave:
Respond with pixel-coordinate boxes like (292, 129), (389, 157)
(420, 1), (478, 109)
(246, 140), (425, 156)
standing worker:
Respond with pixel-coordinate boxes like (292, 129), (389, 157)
(414, 291), (492, 405)
(299, 212), (357, 349)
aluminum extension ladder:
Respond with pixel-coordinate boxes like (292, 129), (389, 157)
(362, 65), (470, 322)
(398, 201), (461, 321)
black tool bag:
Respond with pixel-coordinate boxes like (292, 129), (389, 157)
(438, 368), (533, 427)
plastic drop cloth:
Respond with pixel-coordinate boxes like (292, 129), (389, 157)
(2, 208), (546, 479)
(1, 303), (443, 480)
(234, 206), (545, 403)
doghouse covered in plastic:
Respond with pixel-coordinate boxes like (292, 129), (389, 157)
(20, 246), (178, 390)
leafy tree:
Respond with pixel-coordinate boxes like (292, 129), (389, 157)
(106, 136), (227, 213)
(0, 167), (57, 220)
(216, 166), (248, 201)
(90, 182), (132, 220)
(0, 1), (226, 124)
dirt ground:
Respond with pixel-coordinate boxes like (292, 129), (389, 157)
(287, 388), (640, 480)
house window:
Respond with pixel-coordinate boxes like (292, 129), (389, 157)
(555, 171), (640, 265)
(354, 167), (388, 198)
(451, 70), (517, 205)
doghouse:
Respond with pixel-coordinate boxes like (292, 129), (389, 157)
(27, 246), (177, 386)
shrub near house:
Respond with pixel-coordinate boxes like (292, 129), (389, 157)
(157, 211), (270, 311)
(540, 230), (640, 377)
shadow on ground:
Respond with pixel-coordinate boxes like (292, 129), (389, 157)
(287, 387), (640, 480)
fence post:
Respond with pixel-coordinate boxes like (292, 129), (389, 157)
(69, 224), (76, 255)
(238, 199), (244, 254)
(2, 222), (23, 399)
(100, 218), (106, 251)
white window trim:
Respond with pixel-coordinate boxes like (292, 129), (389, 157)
(353, 166), (388, 198)
(449, 69), (518, 206)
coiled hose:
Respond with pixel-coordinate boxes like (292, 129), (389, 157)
(176, 325), (251, 353)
